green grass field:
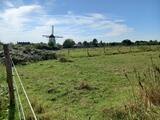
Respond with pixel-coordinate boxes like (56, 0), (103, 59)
(0, 46), (160, 120)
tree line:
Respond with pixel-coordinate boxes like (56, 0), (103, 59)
(0, 39), (159, 50)
(62, 39), (160, 48)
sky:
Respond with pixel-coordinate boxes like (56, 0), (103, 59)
(0, 0), (159, 44)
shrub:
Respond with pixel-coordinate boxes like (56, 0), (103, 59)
(41, 52), (57, 60)
(63, 39), (75, 48)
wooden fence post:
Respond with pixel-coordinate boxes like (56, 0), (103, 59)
(87, 48), (90, 57)
(3, 44), (15, 120)
(68, 49), (70, 56)
(103, 46), (106, 55)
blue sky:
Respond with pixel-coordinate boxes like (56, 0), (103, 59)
(0, 0), (159, 43)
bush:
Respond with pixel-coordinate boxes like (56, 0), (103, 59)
(63, 39), (75, 48)
(41, 52), (57, 60)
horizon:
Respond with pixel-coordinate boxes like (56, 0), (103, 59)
(0, 0), (160, 44)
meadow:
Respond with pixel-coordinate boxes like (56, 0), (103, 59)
(0, 45), (160, 120)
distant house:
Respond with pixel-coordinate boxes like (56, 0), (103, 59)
(17, 42), (31, 45)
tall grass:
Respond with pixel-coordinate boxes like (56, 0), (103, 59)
(124, 62), (160, 120)
(102, 59), (160, 120)
(0, 65), (8, 120)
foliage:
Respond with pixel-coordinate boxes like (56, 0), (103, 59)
(99, 40), (105, 47)
(78, 39), (159, 48)
(34, 43), (52, 50)
(122, 39), (133, 46)
(63, 39), (75, 48)
(83, 41), (89, 47)
(92, 38), (98, 47)
(0, 45), (59, 65)
(0, 41), (3, 45)
(0, 65), (8, 120)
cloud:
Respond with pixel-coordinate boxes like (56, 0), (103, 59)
(106, 23), (133, 37)
(0, 4), (133, 43)
(0, 0), (24, 8)
(0, 5), (41, 28)
(43, 12), (133, 37)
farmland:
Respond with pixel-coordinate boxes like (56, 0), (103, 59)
(0, 46), (160, 120)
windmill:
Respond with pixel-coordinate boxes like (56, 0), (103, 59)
(42, 25), (63, 47)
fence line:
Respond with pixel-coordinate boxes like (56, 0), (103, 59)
(11, 58), (37, 120)
(14, 90), (22, 120)
(13, 70), (26, 120)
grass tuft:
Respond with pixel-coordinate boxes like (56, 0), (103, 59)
(58, 57), (73, 63)
(76, 80), (91, 90)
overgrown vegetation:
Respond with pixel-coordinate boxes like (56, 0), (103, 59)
(0, 64), (8, 120)
(102, 60), (160, 120)
(0, 45), (58, 65)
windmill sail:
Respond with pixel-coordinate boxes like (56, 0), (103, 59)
(52, 25), (54, 35)
(55, 36), (63, 38)
(42, 35), (50, 38)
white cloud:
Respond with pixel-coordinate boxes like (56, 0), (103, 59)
(0, 5), (41, 28)
(44, 13), (133, 38)
(0, 0), (24, 8)
(106, 23), (133, 37)
(0, 4), (133, 43)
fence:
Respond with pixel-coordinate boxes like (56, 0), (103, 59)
(3, 44), (37, 120)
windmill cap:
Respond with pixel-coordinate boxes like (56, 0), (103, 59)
(49, 34), (55, 38)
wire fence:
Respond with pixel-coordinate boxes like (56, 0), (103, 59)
(11, 57), (37, 120)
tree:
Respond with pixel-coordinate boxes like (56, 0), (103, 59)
(0, 41), (3, 45)
(56, 43), (63, 49)
(122, 39), (133, 46)
(63, 39), (75, 48)
(99, 40), (105, 47)
(77, 42), (82, 45)
(135, 40), (148, 45)
(92, 38), (98, 47)
(83, 41), (89, 47)
(149, 40), (158, 45)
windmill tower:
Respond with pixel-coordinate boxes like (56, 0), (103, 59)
(42, 25), (63, 47)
